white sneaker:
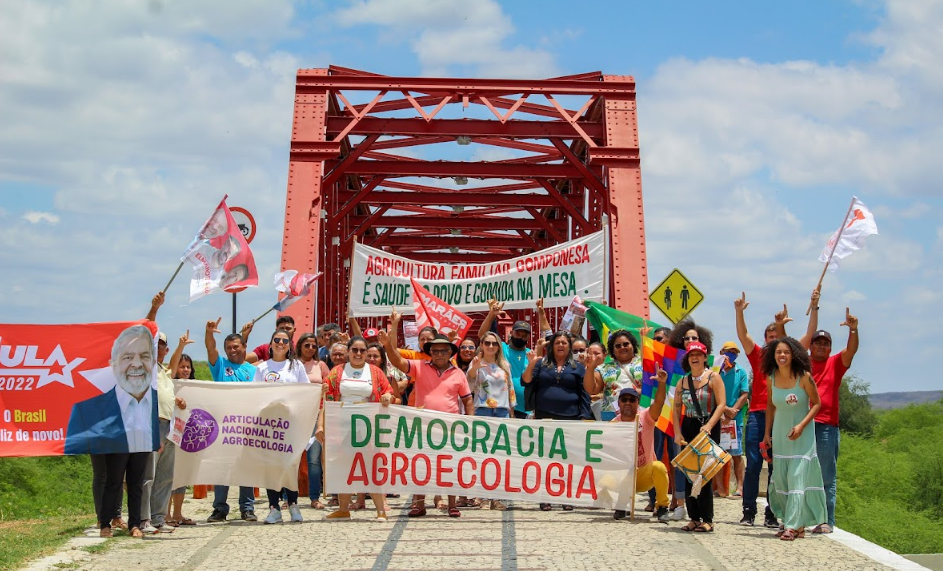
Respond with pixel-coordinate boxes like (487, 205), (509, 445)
(671, 506), (686, 521)
(140, 522), (159, 534)
(264, 507), (283, 524)
(288, 504), (303, 523)
(157, 523), (175, 533)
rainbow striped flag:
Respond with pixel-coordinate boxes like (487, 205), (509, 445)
(641, 338), (721, 437)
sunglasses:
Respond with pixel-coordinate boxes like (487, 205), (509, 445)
(460, 346), (476, 351)
(619, 396), (638, 403)
(573, 348), (586, 354)
(349, 347), (366, 354)
(272, 338), (291, 345)
(302, 343), (317, 349)
(481, 340), (500, 347)
(430, 348), (452, 355)
(653, 336), (666, 343)
(613, 342), (633, 350)
(683, 335), (699, 341)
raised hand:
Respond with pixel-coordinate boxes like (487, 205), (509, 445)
(151, 291), (165, 310)
(654, 364), (668, 384)
(338, 331), (350, 343)
(470, 354), (482, 371)
(206, 317), (222, 335)
(487, 297), (505, 314)
(536, 297), (544, 311)
(585, 351), (605, 370)
(240, 322), (253, 338)
(774, 304), (793, 326)
(390, 306), (402, 324)
(810, 286), (821, 308)
(377, 329), (390, 347)
(639, 325), (652, 338)
(534, 337), (548, 356)
(179, 329), (194, 346)
(840, 307), (858, 330)
(734, 292), (750, 311)
(446, 329), (459, 343)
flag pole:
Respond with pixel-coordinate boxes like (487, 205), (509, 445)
(251, 304), (279, 326)
(601, 213), (611, 306)
(162, 261), (185, 294)
(806, 196), (856, 315)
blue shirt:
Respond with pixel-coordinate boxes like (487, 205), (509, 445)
(502, 341), (531, 413)
(209, 356), (256, 383)
(531, 360), (587, 418)
(720, 363), (749, 426)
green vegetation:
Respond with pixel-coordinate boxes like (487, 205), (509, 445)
(0, 456), (95, 571)
(837, 381), (943, 554)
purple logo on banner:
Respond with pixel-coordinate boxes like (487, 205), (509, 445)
(180, 408), (219, 452)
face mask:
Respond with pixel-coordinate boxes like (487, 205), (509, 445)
(723, 351), (738, 365)
(509, 337), (526, 349)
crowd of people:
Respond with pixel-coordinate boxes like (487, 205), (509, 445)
(93, 287), (858, 543)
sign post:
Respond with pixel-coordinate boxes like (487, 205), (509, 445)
(649, 268), (704, 324)
(227, 206), (257, 334)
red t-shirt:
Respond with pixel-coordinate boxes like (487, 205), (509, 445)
(611, 408), (655, 467)
(253, 344), (270, 361)
(747, 345), (768, 412)
(811, 353), (849, 426)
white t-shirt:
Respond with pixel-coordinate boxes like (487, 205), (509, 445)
(470, 362), (511, 410)
(339, 363), (374, 404)
(254, 359), (307, 384)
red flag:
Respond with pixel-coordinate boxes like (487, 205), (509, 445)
(410, 278), (472, 341)
(182, 196), (259, 301)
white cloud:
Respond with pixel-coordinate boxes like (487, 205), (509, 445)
(22, 211), (59, 224)
(333, 0), (559, 78)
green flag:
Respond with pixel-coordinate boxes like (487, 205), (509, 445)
(585, 301), (664, 342)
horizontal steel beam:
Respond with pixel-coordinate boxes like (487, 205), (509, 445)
(347, 215), (549, 230)
(379, 236), (531, 248)
(335, 191), (560, 207)
(339, 160), (582, 178)
(324, 117), (603, 139)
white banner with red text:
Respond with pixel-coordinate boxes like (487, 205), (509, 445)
(349, 231), (605, 316)
(323, 402), (637, 509)
(171, 381), (320, 490)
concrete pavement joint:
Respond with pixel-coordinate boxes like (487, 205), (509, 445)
(176, 524), (235, 571)
(370, 504), (412, 571)
(502, 500), (519, 571)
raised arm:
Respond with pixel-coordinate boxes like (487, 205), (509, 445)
(168, 330), (193, 378)
(145, 291), (164, 322)
(798, 287), (821, 349)
(378, 329), (408, 374)
(583, 352), (604, 395)
(536, 297), (552, 336)
(204, 317), (222, 366)
(521, 349), (541, 385)
(839, 307), (859, 368)
(648, 365), (668, 423)
(347, 317), (362, 338)
(478, 297), (504, 339)
(773, 304), (791, 339)
(734, 292), (756, 356)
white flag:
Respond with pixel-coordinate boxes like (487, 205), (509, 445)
(818, 197), (878, 271)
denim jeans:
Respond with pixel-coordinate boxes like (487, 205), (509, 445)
(150, 419), (175, 525)
(650, 427), (685, 503)
(307, 439), (323, 501)
(743, 410), (774, 519)
(213, 485), (255, 516)
(815, 422), (840, 527)
(474, 407), (510, 418)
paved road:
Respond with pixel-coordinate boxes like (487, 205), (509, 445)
(24, 489), (920, 571)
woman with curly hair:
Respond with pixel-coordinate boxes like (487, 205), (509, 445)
(668, 317), (714, 354)
(583, 329), (643, 421)
(761, 337), (827, 541)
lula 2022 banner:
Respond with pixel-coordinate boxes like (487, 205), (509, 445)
(171, 381), (321, 491)
(0, 320), (160, 457)
(324, 403), (638, 509)
(349, 230), (605, 316)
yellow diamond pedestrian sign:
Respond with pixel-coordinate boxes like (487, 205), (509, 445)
(650, 268), (704, 324)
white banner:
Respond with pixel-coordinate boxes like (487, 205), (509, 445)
(171, 381), (321, 490)
(324, 402), (637, 509)
(349, 231), (605, 316)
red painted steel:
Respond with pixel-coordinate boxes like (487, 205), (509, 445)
(279, 66), (649, 334)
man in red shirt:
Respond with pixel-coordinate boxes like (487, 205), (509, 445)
(807, 307), (859, 533)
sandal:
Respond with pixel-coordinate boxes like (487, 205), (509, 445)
(694, 522), (714, 533)
(539, 503), (552, 511)
(111, 517), (129, 530)
(408, 505), (427, 517)
(812, 524), (832, 534)
(178, 517), (196, 526)
(682, 521), (700, 532)
(165, 520), (180, 527)
(99, 527), (113, 538)
(780, 529), (798, 541)
(131, 527), (144, 538)
(447, 507), (461, 518)
(455, 498), (469, 508)
(468, 498), (482, 508)
(562, 505), (574, 511)
(643, 503), (655, 512)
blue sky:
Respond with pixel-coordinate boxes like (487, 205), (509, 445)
(1, 0), (940, 394)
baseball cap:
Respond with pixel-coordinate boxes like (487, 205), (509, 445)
(157, 331), (167, 344)
(618, 387), (640, 399)
(812, 330), (832, 343)
(363, 327), (380, 339)
(720, 341), (739, 353)
(512, 320), (531, 333)
(686, 341), (708, 356)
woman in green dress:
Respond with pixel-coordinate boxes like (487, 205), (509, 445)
(761, 337), (827, 540)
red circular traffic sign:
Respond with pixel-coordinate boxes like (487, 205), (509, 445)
(228, 206), (256, 244)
